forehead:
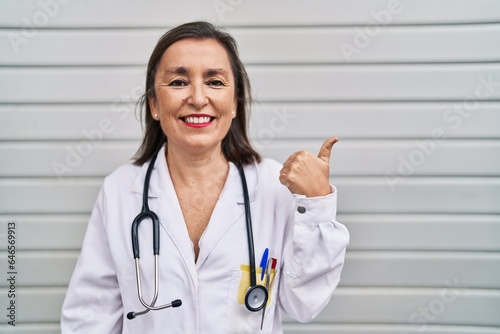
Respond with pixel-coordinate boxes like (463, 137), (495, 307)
(158, 38), (233, 74)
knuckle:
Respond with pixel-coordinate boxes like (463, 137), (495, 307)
(287, 173), (297, 183)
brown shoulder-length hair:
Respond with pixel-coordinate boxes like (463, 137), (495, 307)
(133, 21), (261, 166)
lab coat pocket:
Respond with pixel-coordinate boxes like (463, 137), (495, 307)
(226, 267), (279, 333)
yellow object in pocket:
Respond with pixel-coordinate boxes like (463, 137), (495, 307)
(236, 264), (276, 306)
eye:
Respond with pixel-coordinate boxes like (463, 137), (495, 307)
(169, 80), (186, 87)
(207, 80), (225, 87)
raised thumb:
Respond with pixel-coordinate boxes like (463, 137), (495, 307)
(317, 137), (339, 163)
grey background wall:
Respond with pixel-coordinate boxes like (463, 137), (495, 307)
(1, 0), (500, 333)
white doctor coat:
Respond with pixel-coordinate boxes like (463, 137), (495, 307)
(61, 146), (349, 333)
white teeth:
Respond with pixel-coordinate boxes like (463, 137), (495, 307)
(184, 116), (211, 124)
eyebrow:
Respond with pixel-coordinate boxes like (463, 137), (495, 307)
(161, 67), (230, 78)
(204, 68), (230, 78)
(162, 66), (189, 76)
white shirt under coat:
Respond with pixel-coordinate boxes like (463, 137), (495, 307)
(61, 146), (349, 333)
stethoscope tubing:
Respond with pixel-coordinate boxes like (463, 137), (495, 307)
(236, 163), (257, 288)
(237, 163), (269, 312)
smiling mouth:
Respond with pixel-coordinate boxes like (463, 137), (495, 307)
(182, 116), (215, 124)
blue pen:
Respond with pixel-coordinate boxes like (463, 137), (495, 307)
(259, 248), (269, 281)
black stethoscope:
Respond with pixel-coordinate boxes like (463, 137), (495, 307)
(127, 147), (268, 320)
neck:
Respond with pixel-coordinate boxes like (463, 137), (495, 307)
(166, 143), (229, 188)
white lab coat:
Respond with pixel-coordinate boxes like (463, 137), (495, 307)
(61, 146), (349, 333)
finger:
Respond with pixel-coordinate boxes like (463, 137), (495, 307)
(317, 136), (339, 164)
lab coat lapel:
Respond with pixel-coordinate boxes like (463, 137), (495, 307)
(133, 146), (198, 287)
(196, 162), (258, 269)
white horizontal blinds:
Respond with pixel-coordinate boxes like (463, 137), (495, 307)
(1, 251), (499, 289)
(2, 25), (500, 65)
(2, 103), (500, 140)
(1, 0), (500, 26)
(2, 65), (500, 102)
(2, 178), (499, 214)
(2, 140), (500, 177)
(1, 0), (499, 333)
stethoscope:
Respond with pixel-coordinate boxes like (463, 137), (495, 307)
(127, 147), (268, 320)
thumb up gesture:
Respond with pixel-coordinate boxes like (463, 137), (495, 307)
(279, 137), (339, 197)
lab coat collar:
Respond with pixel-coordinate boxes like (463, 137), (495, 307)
(131, 145), (259, 203)
(131, 148), (162, 198)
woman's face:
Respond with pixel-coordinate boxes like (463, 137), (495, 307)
(149, 38), (237, 156)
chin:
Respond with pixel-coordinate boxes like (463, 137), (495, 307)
(182, 138), (223, 153)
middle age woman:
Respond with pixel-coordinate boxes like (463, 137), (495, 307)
(61, 21), (349, 333)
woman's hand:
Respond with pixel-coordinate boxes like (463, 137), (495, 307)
(279, 137), (339, 197)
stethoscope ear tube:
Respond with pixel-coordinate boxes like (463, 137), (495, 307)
(128, 146), (183, 320)
(127, 298), (182, 319)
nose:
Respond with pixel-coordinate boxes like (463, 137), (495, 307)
(187, 81), (208, 109)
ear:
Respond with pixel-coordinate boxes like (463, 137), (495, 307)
(232, 99), (237, 119)
(148, 95), (158, 119)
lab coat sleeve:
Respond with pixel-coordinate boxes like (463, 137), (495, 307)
(61, 185), (123, 333)
(278, 187), (349, 323)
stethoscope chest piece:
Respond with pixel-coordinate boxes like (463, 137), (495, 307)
(245, 285), (268, 312)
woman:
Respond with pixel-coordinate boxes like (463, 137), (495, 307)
(61, 21), (349, 333)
